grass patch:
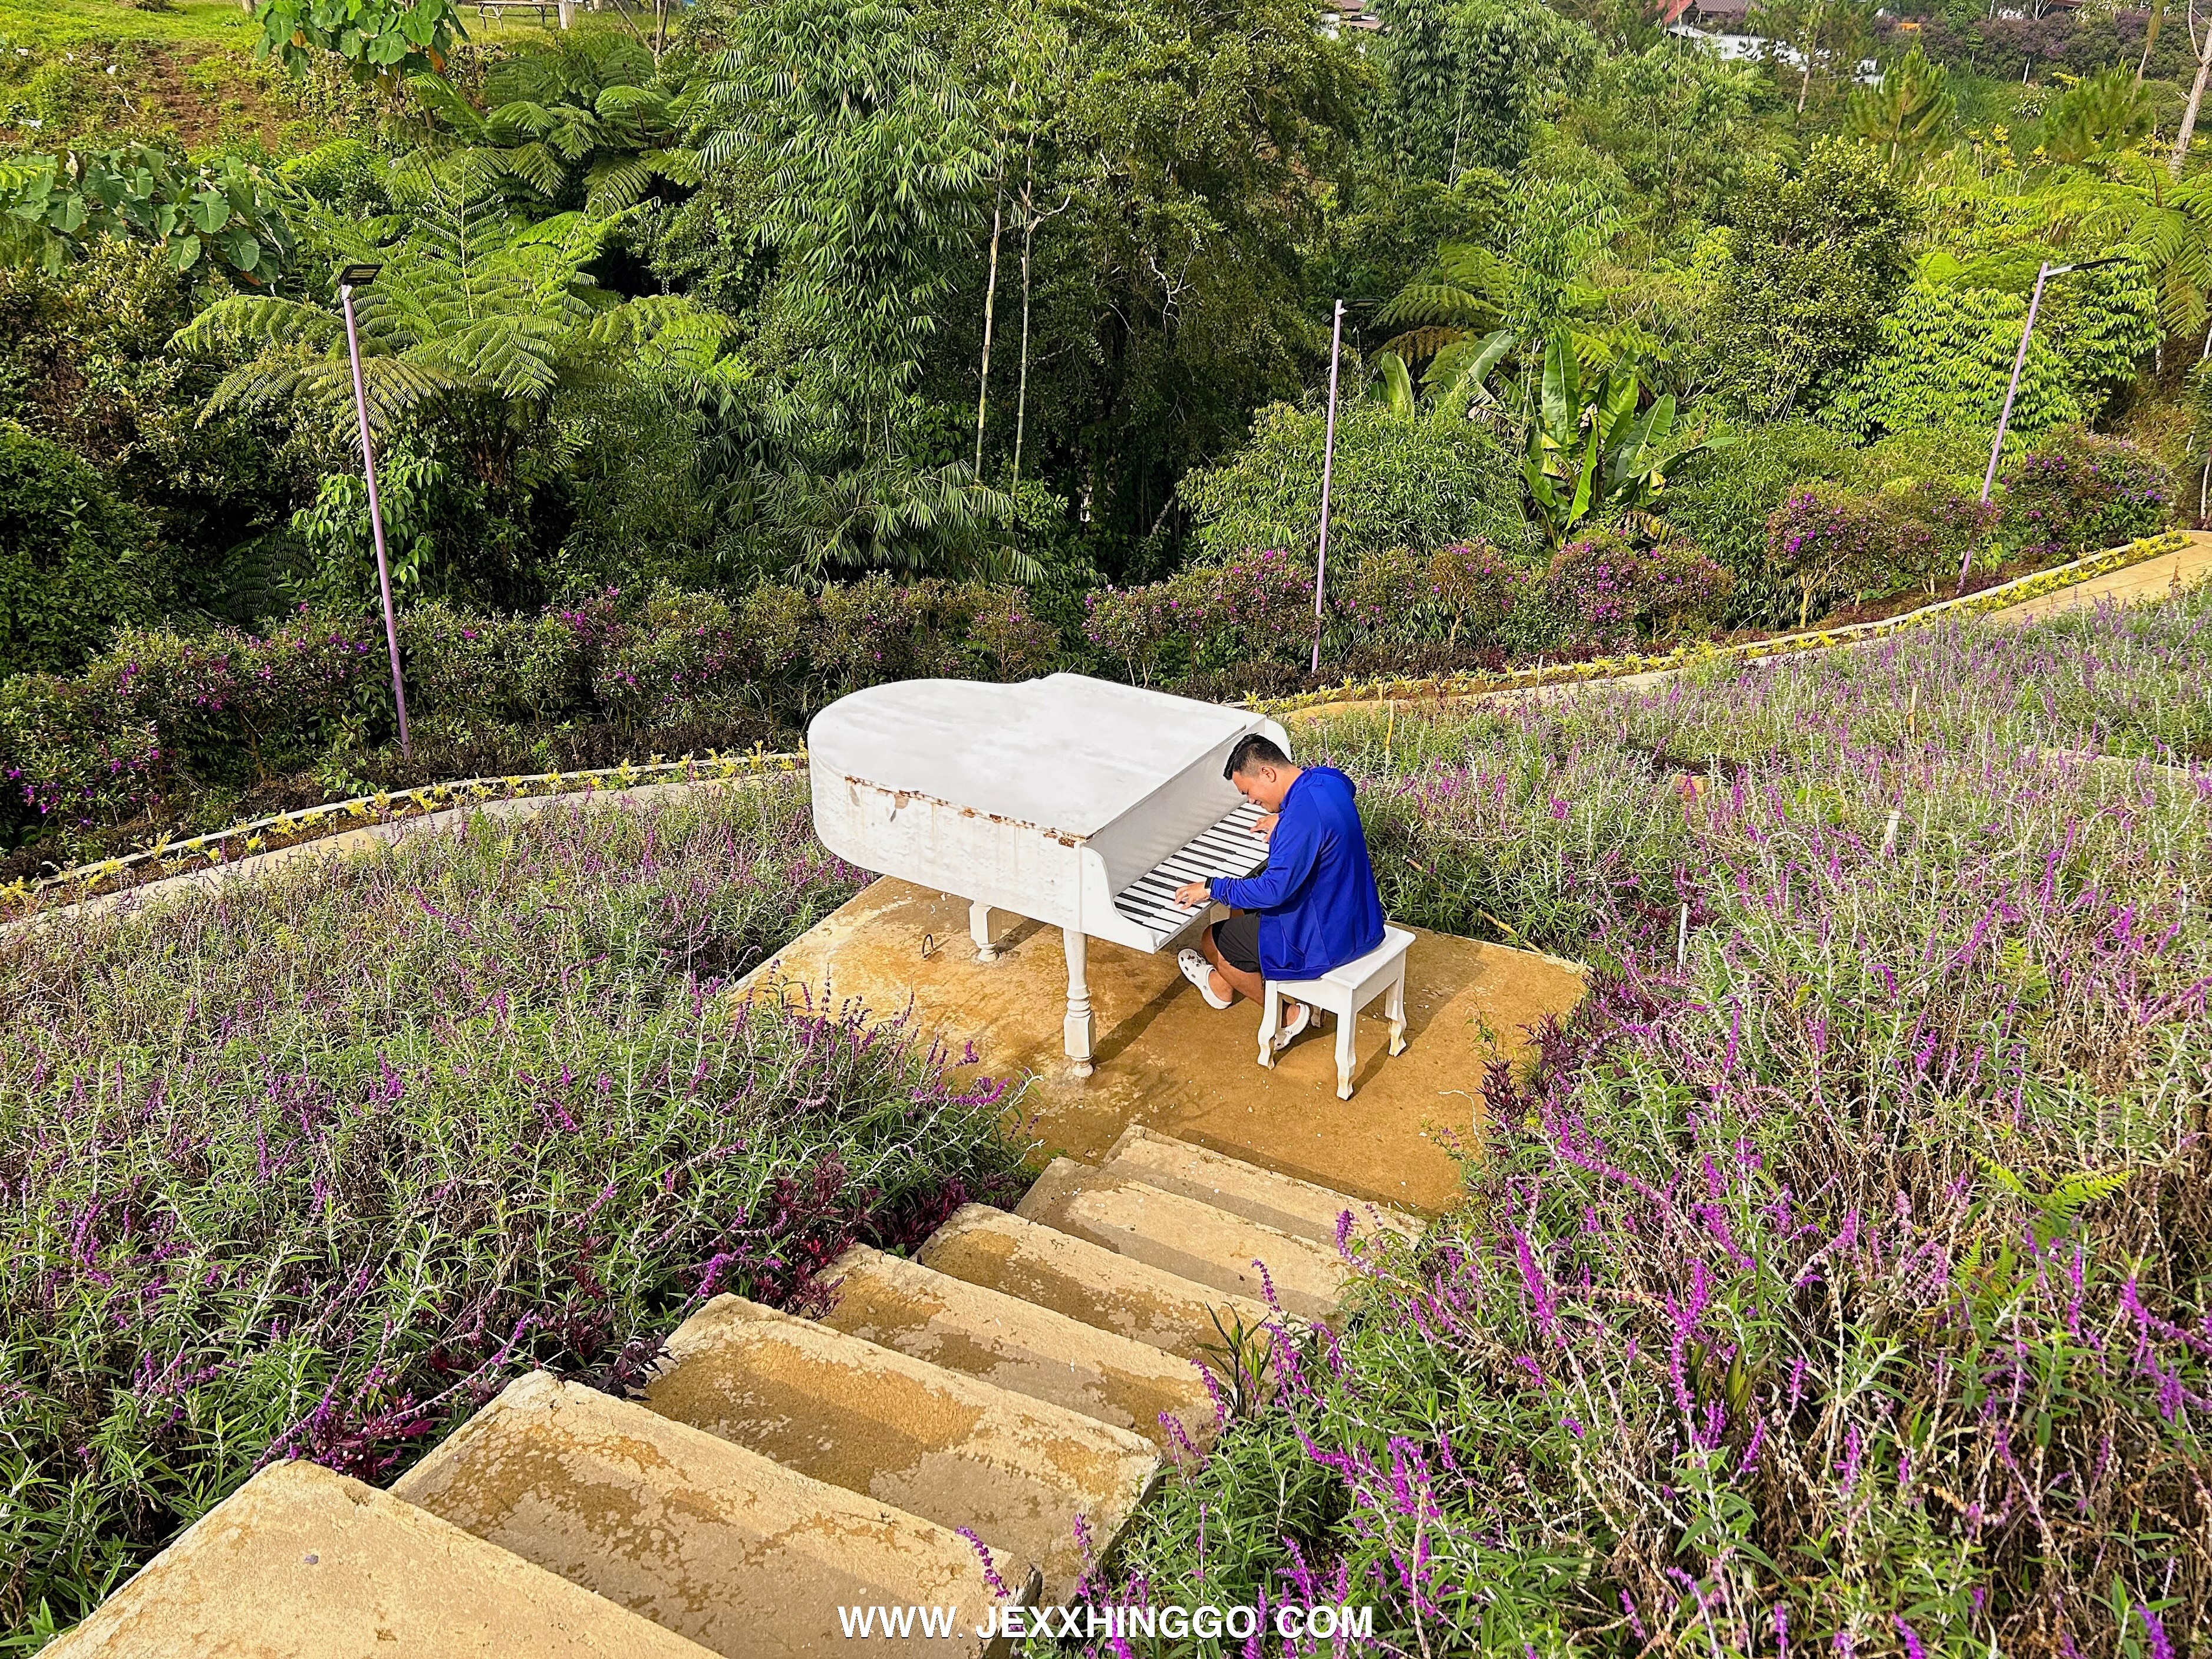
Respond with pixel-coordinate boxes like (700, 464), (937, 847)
(0, 778), (1029, 1648)
(0, 0), (613, 50)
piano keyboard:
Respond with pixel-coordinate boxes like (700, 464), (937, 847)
(1110, 799), (1272, 941)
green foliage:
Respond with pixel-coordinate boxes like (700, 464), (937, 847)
(1766, 473), (2000, 624)
(403, 35), (700, 217)
(1178, 401), (1528, 567)
(1822, 277), (2085, 444)
(176, 177), (735, 601)
(0, 145), (296, 284)
(1546, 527), (1732, 644)
(1375, 174), (1619, 394)
(0, 577), (1070, 845)
(2000, 424), (2177, 560)
(2075, 162), (2212, 341)
(253, 0), (466, 83)
(697, 0), (987, 421)
(1704, 138), (1917, 420)
(1521, 333), (1715, 545)
(279, 137), (394, 216)
(1845, 44), (1957, 169)
(2035, 255), (2160, 420)
(0, 427), (162, 682)
(1080, 547), (1320, 685)
(2040, 66), (2155, 165)
(0, 238), (301, 619)
(1373, 0), (1597, 180)
(1415, 537), (1531, 646)
(183, 186), (720, 443)
(1658, 419), (1860, 628)
(288, 444), (486, 608)
(1551, 45), (1766, 235)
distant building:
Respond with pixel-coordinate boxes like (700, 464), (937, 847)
(1666, 19), (1883, 83)
(1657, 0), (1753, 26)
(1320, 0), (1385, 33)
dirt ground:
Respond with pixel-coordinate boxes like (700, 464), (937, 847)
(737, 878), (1589, 1215)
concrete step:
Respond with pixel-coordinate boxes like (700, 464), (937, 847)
(1100, 1124), (1422, 1248)
(819, 1245), (1221, 1454)
(640, 1294), (1159, 1603)
(917, 1202), (1273, 1364)
(1016, 1159), (1351, 1322)
(43, 1459), (714, 1659)
(391, 1371), (1036, 1657)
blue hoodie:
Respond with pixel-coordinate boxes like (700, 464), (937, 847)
(1208, 766), (1385, 979)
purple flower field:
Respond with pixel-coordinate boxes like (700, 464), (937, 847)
(1102, 590), (2212, 1656)
(0, 781), (1027, 1645)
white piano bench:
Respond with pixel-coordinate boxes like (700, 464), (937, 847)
(1256, 926), (1415, 1100)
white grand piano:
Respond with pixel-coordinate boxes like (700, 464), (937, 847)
(808, 674), (1291, 1075)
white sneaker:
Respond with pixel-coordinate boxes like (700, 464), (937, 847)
(1272, 1000), (1311, 1051)
(1178, 949), (1233, 1010)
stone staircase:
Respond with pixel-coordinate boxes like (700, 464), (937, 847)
(48, 1127), (1417, 1658)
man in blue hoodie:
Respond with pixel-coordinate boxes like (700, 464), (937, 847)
(1173, 733), (1385, 1050)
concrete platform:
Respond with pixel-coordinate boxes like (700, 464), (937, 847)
(818, 1246), (1221, 1453)
(918, 1205), (1273, 1363)
(641, 1296), (1159, 1603)
(44, 1460), (715, 1659)
(739, 879), (1585, 1212)
(1016, 1159), (1349, 1321)
(393, 1373), (1031, 1657)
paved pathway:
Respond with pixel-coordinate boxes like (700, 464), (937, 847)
(1, 777), (755, 938)
(1986, 529), (2212, 624)
(1288, 532), (2212, 728)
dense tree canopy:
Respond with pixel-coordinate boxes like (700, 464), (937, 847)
(0, 0), (2201, 701)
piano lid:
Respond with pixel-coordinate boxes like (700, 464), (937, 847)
(807, 674), (1270, 843)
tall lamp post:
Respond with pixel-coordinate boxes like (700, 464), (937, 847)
(1969, 255), (2125, 594)
(338, 261), (411, 760)
(1310, 298), (1346, 680)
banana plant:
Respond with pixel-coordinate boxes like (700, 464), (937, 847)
(1521, 331), (1721, 544)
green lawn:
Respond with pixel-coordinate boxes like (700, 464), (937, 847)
(0, 0), (634, 50)
(0, 0), (260, 50)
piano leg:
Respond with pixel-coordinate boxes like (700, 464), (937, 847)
(968, 900), (997, 962)
(1062, 926), (1095, 1077)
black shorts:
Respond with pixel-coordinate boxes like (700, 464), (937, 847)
(1212, 911), (1262, 974)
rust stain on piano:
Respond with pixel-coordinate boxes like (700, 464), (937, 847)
(846, 777), (1088, 847)
(734, 876), (1587, 1214)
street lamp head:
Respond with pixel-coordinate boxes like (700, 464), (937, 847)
(338, 262), (384, 288)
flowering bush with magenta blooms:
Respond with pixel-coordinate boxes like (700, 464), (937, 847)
(1426, 538), (1533, 648)
(1083, 550), (1319, 684)
(1096, 590), (2212, 1658)
(1547, 532), (1733, 646)
(2000, 427), (2177, 566)
(1765, 486), (1916, 628)
(0, 577), (1065, 855)
(0, 779), (1029, 1643)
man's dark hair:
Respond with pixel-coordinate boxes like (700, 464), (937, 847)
(1224, 733), (1292, 779)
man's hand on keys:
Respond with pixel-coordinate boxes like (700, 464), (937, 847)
(1252, 813), (1280, 840)
(1173, 880), (1211, 909)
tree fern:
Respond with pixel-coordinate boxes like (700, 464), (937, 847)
(173, 175), (732, 462)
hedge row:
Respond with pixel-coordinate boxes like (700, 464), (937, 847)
(1, 578), (1054, 843)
